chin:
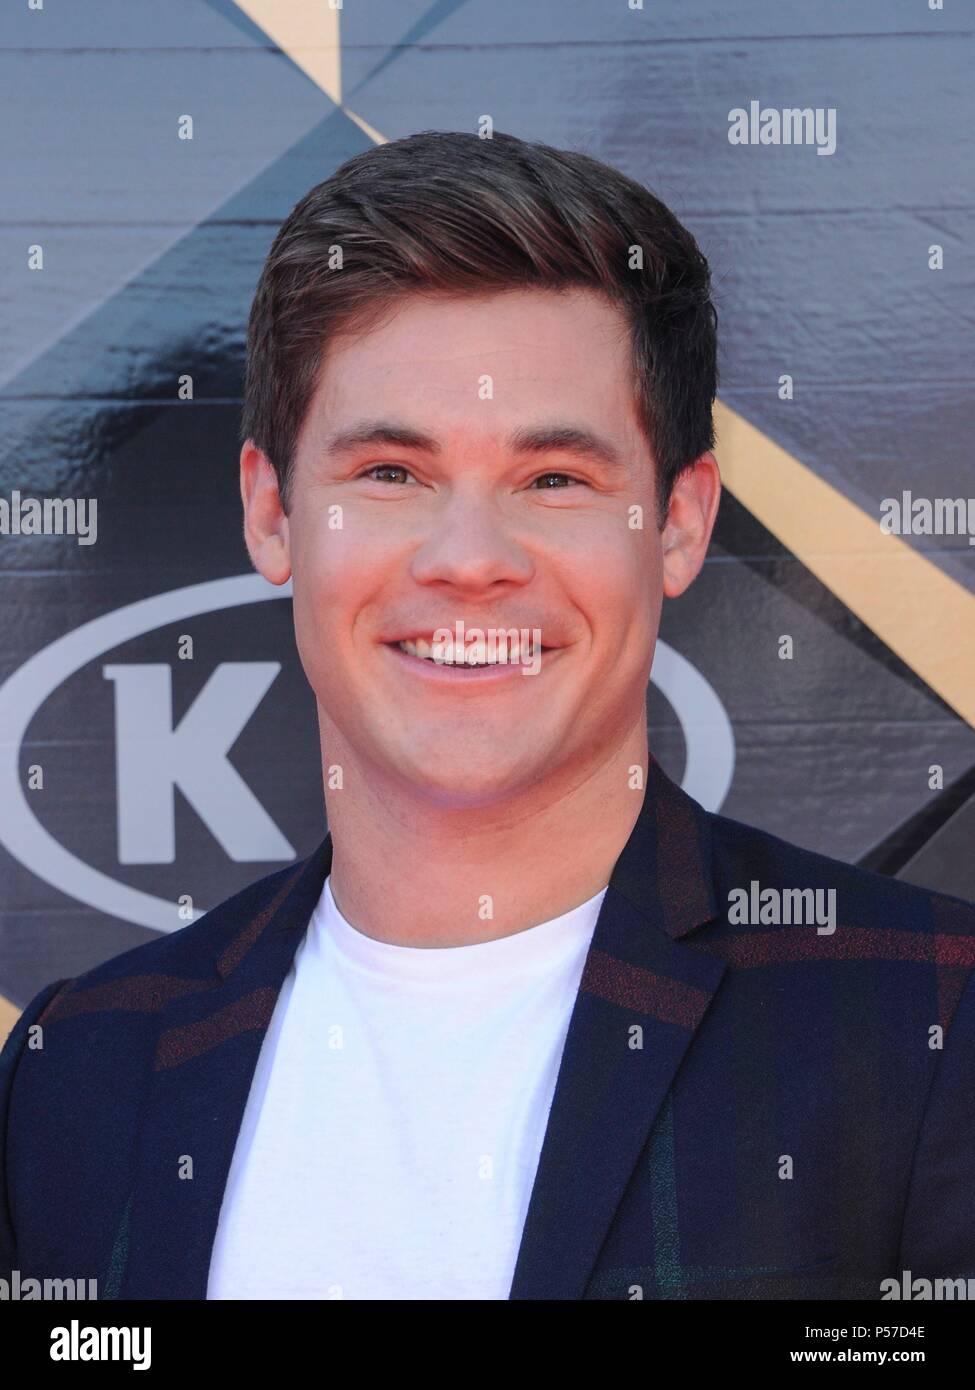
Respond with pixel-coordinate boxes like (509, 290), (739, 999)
(390, 756), (537, 808)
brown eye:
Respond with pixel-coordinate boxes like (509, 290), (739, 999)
(532, 473), (581, 488)
(361, 465), (414, 484)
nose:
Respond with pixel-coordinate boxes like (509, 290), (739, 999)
(408, 490), (535, 593)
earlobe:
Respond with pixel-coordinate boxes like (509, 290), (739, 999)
(240, 441), (292, 585)
(661, 527), (696, 599)
(659, 452), (721, 599)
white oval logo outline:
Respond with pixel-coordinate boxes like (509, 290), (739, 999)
(0, 574), (734, 934)
(0, 574), (292, 934)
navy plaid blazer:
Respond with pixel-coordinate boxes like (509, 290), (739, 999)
(3, 754), (975, 1300)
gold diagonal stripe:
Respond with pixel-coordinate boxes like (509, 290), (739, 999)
(344, 108), (387, 144)
(233, 0), (341, 103)
(715, 400), (975, 728)
(232, 2), (385, 140)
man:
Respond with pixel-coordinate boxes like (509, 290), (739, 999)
(2, 130), (974, 1302)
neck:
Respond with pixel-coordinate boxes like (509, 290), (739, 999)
(320, 713), (649, 947)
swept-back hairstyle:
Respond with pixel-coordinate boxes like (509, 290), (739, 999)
(242, 130), (718, 524)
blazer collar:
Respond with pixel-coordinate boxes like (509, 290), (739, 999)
(609, 752), (720, 938)
(116, 752), (724, 1299)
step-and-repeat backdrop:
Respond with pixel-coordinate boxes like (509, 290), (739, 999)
(2, 0), (973, 1024)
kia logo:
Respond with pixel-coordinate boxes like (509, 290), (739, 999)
(0, 575), (734, 933)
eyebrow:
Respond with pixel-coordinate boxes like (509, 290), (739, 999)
(323, 420), (629, 472)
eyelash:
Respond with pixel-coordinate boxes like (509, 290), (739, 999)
(357, 465), (585, 489)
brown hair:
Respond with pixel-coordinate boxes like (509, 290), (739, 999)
(241, 130), (718, 524)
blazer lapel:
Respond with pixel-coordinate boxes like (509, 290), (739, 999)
(508, 755), (727, 1299)
(116, 836), (333, 1300)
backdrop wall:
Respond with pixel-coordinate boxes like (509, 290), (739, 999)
(2, 0), (973, 1030)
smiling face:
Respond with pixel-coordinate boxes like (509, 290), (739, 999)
(243, 286), (712, 809)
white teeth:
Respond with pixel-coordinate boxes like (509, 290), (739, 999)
(396, 636), (536, 666)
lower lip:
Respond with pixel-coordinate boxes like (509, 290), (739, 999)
(383, 642), (559, 684)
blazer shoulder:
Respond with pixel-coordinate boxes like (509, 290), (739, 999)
(706, 806), (975, 931)
(35, 855), (314, 1008)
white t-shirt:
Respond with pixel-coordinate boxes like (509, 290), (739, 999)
(206, 873), (607, 1300)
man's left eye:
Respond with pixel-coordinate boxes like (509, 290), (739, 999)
(531, 473), (582, 489)
(360, 465), (414, 483)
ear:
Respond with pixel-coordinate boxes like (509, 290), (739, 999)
(660, 452), (721, 599)
(240, 440), (292, 584)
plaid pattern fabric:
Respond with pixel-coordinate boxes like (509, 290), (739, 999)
(2, 754), (974, 1300)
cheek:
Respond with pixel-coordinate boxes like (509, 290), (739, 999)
(289, 526), (386, 668)
(562, 531), (657, 636)
(288, 540), (341, 673)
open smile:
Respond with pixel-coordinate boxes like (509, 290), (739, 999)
(382, 640), (559, 683)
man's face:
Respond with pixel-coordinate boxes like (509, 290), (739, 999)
(249, 287), (697, 808)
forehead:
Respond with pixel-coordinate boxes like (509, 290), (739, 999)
(301, 287), (643, 445)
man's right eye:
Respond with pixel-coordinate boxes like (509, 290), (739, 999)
(357, 465), (415, 484)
